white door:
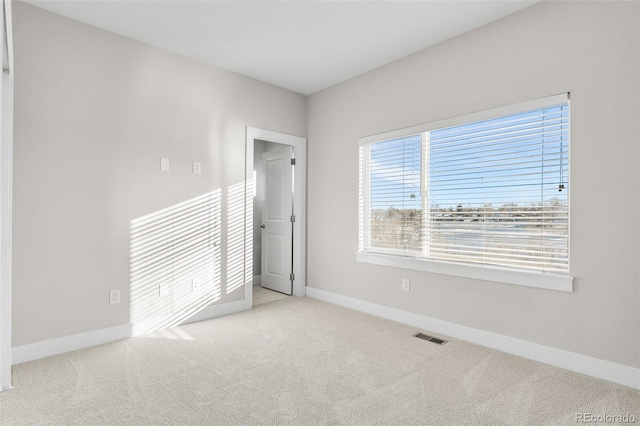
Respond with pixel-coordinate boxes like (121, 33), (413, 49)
(261, 145), (293, 295)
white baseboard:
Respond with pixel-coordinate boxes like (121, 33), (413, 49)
(306, 286), (640, 390)
(12, 324), (131, 365)
(12, 299), (250, 365)
(253, 275), (261, 286)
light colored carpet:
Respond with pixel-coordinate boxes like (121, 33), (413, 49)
(0, 297), (638, 425)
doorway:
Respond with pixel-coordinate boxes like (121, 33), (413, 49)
(244, 127), (306, 309)
(257, 142), (293, 295)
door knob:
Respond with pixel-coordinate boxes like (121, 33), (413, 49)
(261, 224), (266, 229)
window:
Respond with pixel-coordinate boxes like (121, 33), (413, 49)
(359, 94), (571, 289)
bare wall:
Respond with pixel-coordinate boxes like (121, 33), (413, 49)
(307, 1), (640, 368)
(12, 2), (306, 346)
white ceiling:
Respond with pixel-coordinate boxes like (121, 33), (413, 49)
(26, 1), (538, 95)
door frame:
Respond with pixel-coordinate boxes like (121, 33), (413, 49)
(244, 127), (306, 307)
(0, 0), (14, 391)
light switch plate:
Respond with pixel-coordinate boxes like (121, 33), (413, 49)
(192, 278), (201, 291)
(160, 158), (170, 171)
(402, 278), (410, 292)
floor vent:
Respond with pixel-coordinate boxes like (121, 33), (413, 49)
(413, 332), (448, 345)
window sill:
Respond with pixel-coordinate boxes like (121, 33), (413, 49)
(356, 252), (573, 292)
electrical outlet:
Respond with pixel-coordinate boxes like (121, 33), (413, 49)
(192, 161), (202, 174)
(109, 289), (120, 305)
(402, 278), (410, 292)
(159, 283), (169, 297)
(191, 278), (201, 291)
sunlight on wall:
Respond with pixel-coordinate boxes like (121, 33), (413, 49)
(130, 190), (222, 336)
(226, 179), (252, 294)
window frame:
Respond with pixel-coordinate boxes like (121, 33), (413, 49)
(358, 94), (573, 292)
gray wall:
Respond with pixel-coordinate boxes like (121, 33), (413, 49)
(12, 2), (306, 346)
(307, 1), (640, 368)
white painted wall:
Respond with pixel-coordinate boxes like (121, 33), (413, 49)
(12, 2), (306, 347)
(307, 1), (640, 368)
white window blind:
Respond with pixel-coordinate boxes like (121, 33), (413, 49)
(360, 95), (570, 274)
(362, 135), (423, 254)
